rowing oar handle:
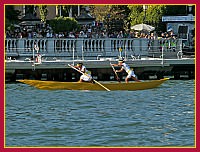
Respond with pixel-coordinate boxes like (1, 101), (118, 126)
(68, 64), (110, 91)
(110, 63), (120, 83)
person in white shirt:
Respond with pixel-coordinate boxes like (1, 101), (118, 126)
(112, 59), (140, 83)
(74, 63), (93, 83)
(79, 31), (87, 38)
(68, 32), (75, 38)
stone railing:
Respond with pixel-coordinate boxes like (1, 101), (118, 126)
(5, 38), (182, 60)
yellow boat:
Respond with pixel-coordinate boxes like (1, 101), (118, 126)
(18, 78), (169, 91)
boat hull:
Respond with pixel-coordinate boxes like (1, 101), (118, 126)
(17, 78), (169, 91)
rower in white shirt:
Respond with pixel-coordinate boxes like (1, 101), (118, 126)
(111, 59), (140, 83)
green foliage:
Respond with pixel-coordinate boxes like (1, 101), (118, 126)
(5, 19), (13, 31)
(128, 5), (164, 25)
(145, 6), (164, 23)
(128, 5), (166, 31)
(146, 5), (166, 32)
(89, 5), (111, 22)
(128, 5), (190, 32)
(90, 5), (130, 32)
(5, 4), (192, 34)
(5, 5), (21, 30)
(49, 16), (80, 33)
(5, 5), (21, 21)
(128, 5), (143, 25)
(38, 5), (48, 23)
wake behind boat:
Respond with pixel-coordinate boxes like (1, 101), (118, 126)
(18, 78), (169, 91)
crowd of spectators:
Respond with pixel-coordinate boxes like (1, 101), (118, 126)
(5, 23), (177, 41)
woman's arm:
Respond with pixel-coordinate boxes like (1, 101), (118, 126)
(111, 64), (119, 66)
(116, 68), (123, 73)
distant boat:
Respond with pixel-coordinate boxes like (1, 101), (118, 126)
(18, 78), (169, 91)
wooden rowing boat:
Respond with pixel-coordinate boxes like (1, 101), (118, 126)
(17, 78), (169, 91)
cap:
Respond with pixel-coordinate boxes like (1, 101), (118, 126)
(118, 59), (124, 63)
(77, 63), (83, 66)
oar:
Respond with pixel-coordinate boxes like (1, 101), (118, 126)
(110, 63), (120, 82)
(68, 64), (110, 91)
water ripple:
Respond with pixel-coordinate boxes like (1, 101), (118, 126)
(5, 80), (195, 147)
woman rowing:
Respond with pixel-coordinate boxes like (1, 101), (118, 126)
(111, 59), (140, 83)
(74, 63), (93, 83)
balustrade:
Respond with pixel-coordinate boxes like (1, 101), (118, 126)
(5, 38), (182, 59)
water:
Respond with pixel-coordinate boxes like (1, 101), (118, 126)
(5, 80), (195, 147)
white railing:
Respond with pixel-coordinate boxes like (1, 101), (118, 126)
(5, 38), (182, 60)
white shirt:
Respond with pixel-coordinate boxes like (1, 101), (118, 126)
(121, 63), (131, 73)
(80, 65), (86, 73)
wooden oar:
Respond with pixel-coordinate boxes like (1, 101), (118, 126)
(68, 64), (110, 91)
(110, 63), (120, 82)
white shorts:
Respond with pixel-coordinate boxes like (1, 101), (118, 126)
(127, 70), (136, 78)
(80, 74), (92, 82)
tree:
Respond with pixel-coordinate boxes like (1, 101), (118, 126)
(38, 5), (48, 23)
(89, 5), (111, 22)
(5, 5), (20, 21)
(5, 5), (21, 30)
(49, 16), (80, 33)
(128, 5), (166, 32)
(145, 5), (166, 31)
(128, 5), (190, 32)
(128, 5), (144, 24)
(90, 5), (130, 33)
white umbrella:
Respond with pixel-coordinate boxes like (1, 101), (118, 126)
(131, 23), (155, 32)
